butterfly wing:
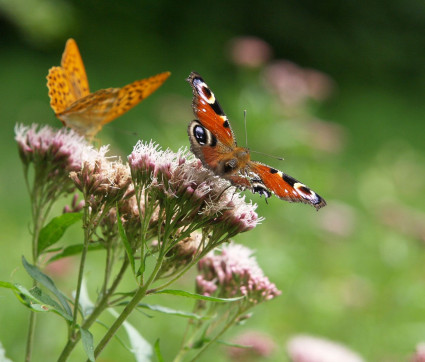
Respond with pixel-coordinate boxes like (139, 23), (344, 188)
(187, 72), (242, 175)
(247, 162), (326, 210)
(57, 72), (171, 138)
(187, 72), (236, 148)
(60, 39), (90, 100)
(47, 39), (89, 114)
(99, 72), (171, 125)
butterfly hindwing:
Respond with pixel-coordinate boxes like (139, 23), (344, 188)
(248, 162), (326, 210)
(103, 73), (171, 125)
(187, 72), (236, 148)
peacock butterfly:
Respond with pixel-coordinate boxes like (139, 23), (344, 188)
(187, 71), (326, 210)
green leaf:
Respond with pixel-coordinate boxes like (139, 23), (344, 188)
(0, 281), (72, 320)
(116, 207), (135, 275)
(30, 286), (63, 311)
(154, 289), (244, 303)
(38, 213), (82, 253)
(22, 256), (72, 316)
(192, 327), (209, 349)
(48, 243), (104, 263)
(136, 303), (206, 320)
(154, 339), (163, 362)
(0, 341), (12, 362)
(109, 309), (152, 362)
(80, 328), (95, 362)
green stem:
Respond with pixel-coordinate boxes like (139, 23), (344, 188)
(25, 183), (45, 362)
(57, 257), (129, 361)
(25, 311), (36, 362)
(93, 248), (167, 359)
(70, 206), (91, 335)
(186, 311), (242, 362)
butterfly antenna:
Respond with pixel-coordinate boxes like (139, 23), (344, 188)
(244, 110), (248, 148)
(250, 150), (284, 161)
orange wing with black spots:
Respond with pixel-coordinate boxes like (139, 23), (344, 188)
(187, 71), (326, 210)
(248, 162), (326, 210)
(47, 38), (170, 138)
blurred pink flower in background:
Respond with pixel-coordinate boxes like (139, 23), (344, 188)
(44, 257), (75, 279)
(299, 119), (346, 154)
(228, 36), (273, 68)
(377, 203), (425, 243)
(287, 335), (364, 362)
(412, 343), (425, 362)
(227, 331), (276, 361)
(318, 202), (357, 237)
(263, 61), (334, 107)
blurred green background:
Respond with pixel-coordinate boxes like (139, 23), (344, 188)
(1, 0), (425, 361)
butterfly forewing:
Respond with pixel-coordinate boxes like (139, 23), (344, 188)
(47, 66), (79, 114)
(60, 39), (90, 100)
(248, 162), (326, 210)
(187, 72), (236, 148)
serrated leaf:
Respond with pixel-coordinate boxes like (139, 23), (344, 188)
(38, 213), (82, 253)
(48, 243), (103, 263)
(154, 339), (163, 362)
(154, 289), (244, 303)
(117, 207), (135, 275)
(136, 303), (205, 320)
(80, 328), (95, 362)
(22, 256), (72, 316)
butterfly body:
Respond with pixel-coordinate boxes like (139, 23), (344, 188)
(187, 72), (326, 210)
(47, 39), (170, 138)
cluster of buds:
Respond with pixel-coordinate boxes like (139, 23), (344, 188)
(70, 157), (134, 215)
(128, 141), (262, 250)
(15, 124), (104, 200)
(197, 243), (281, 309)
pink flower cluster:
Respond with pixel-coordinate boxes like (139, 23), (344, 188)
(128, 141), (261, 236)
(197, 243), (281, 305)
(287, 335), (364, 362)
(15, 124), (102, 172)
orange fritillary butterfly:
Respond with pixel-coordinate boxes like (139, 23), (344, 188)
(47, 39), (170, 138)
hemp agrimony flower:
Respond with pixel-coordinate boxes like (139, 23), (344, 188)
(15, 124), (103, 201)
(197, 243), (281, 305)
(178, 243), (280, 360)
(128, 141), (263, 273)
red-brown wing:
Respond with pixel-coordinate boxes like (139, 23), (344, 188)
(247, 162), (326, 210)
(187, 72), (236, 148)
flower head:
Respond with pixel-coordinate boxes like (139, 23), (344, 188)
(15, 123), (108, 201)
(228, 36), (272, 68)
(128, 141), (261, 238)
(263, 61), (334, 108)
(227, 331), (276, 361)
(287, 335), (364, 362)
(196, 243), (281, 306)
(412, 343), (425, 362)
(15, 124), (100, 171)
(70, 156), (133, 214)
